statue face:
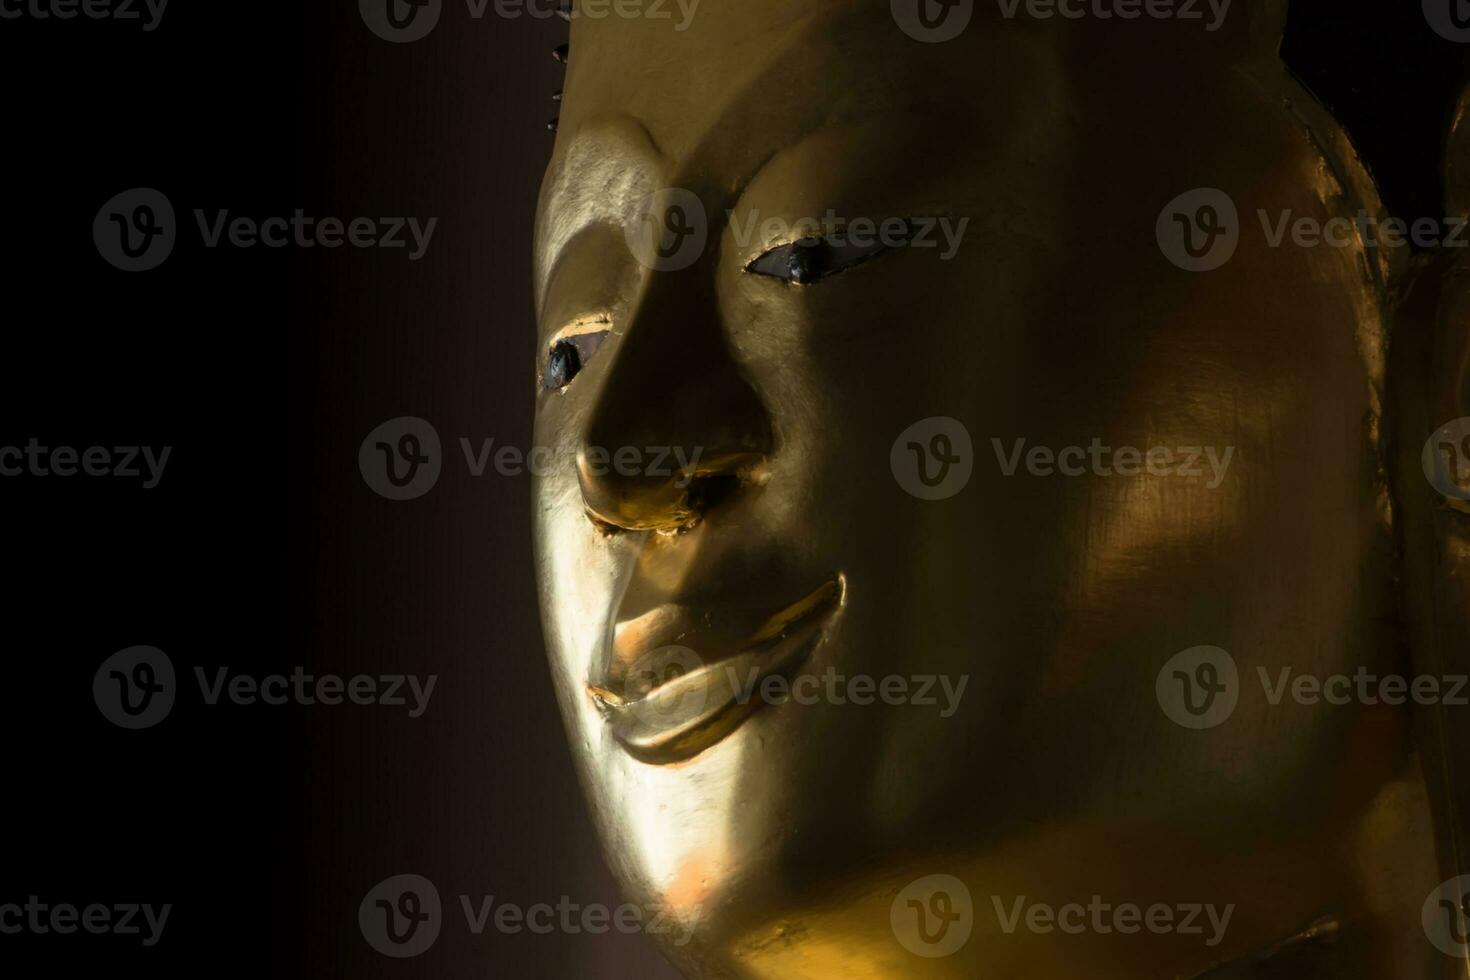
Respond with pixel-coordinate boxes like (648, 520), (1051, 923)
(532, 3), (1435, 975)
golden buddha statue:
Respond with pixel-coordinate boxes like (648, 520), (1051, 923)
(530, 2), (1469, 975)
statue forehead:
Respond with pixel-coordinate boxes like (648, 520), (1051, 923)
(537, 0), (1295, 297)
(553, 1), (873, 164)
(550, 0), (1288, 158)
(537, 1), (965, 298)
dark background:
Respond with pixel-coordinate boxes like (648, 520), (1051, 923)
(0, 1), (1462, 977)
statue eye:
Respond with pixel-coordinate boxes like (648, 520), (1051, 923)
(541, 328), (609, 390)
(746, 228), (906, 284)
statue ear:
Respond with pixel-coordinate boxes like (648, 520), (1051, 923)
(1393, 85), (1470, 914)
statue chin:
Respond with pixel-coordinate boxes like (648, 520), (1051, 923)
(530, 2), (1470, 976)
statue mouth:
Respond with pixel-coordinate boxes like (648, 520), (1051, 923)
(587, 574), (845, 764)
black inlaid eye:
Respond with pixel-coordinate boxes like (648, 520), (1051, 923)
(544, 339), (581, 388)
(541, 329), (609, 390)
(746, 225), (909, 285)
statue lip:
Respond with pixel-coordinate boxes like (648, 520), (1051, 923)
(587, 574), (845, 764)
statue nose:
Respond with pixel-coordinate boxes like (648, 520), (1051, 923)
(577, 444), (766, 533)
(576, 267), (772, 533)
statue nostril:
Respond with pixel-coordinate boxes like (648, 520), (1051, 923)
(686, 472), (742, 516)
(576, 453), (756, 534)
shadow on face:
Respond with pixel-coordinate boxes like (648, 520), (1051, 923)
(531, 3), (1440, 976)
